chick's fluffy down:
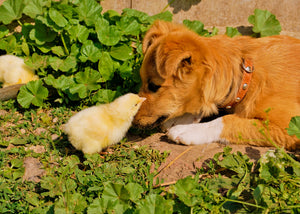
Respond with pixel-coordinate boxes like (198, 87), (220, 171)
(0, 55), (38, 87)
(64, 93), (145, 154)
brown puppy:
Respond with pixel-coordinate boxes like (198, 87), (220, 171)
(133, 21), (300, 150)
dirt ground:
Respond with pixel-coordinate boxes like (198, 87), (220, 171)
(132, 132), (274, 183)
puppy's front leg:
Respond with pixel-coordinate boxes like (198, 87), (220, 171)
(167, 117), (225, 145)
(167, 114), (299, 150)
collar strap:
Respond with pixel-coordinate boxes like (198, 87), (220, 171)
(224, 58), (254, 109)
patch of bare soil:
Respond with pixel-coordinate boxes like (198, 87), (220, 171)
(134, 133), (273, 183)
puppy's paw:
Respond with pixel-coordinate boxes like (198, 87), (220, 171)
(167, 117), (224, 145)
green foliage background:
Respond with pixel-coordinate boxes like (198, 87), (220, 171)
(1, 0), (299, 213)
(0, 0), (282, 108)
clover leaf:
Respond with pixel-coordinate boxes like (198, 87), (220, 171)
(183, 20), (209, 36)
(17, 80), (49, 108)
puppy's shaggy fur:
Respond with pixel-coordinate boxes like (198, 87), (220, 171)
(133, 21), (300, 150)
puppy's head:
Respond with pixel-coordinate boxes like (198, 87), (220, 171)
(133, 21), (229, 128)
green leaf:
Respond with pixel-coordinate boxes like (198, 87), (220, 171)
(173, 176), (201, 207)
(17, 80), (49, 108)
(24, 53), (48, 70)
(125, 183), (143, 202)
(286, 116), (300, 139)
(92, 89), (117, 104)
(148, 11), (173, 23)
(0, 25), (9, 38)
(77, 0), (102, 26)
(122, 8), (149, 24)
(49, 56), (77, 72)
(118, 62), (133, 79)
(116, 16), (140, 36)
(23, 0), (48, 18)
(137, 194), (173, 214)
(183, 20), (208, 36)
(55, 193), (87, 214)
(225, 27), (242, 38)
(69, 69), (101, 99)
(68, 24), (89, 43)
(49, 8), (68, 28)
(110, 44), (134, 61)
(51, 46), (65, 57)
(29, 20), (57, 45)
(0, 0), (25, 24)
(98, 52), (114, 81)
(96, 18), (121, 46)
(79, 40), (102, 63)
(248, 9), (281, 37)
(102, 182), (130, 204)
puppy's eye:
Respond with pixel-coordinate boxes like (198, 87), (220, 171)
(148, 82), (161, 92)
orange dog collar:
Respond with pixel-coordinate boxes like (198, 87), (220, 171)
(225, 58), (254, 109)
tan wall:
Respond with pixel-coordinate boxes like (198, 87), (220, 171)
(101, 0), (300, 38)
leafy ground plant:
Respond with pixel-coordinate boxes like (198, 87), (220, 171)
(0, 0), (297, 213)
(0, 100), (299, 213)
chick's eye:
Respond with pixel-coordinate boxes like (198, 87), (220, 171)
(148, 82), (161, 92)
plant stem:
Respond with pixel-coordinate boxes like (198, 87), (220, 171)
(60, 33), (69, 55)
(161, 0), (176, 13)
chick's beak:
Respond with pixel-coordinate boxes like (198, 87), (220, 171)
(138, 97), (147, 104)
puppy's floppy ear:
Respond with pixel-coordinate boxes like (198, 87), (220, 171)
(142, 21), (186, 54)
(157, 51), (193, 80)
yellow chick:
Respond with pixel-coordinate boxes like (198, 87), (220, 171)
(0, 55), (39, 87)
(64, 93), (146, 154)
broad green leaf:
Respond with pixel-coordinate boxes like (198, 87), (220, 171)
(92, 89), (117, 104)
(0, 0), (25, 24)
(110, 44), (133, 61)
(102, 182), (130, 201)
(98, 52), (114, 81)
(173, 176), (201, 207)
(23, 0), (48, 18)
(87, 197), (113, 214)
(69, 69), (101, 99)
(77, 0), (102, 26)
(17, 80), (49, 108)
(225, 27), (242, 37)
(25, 192), (40, 207)
(96, 19), (121, 46)
(148, 11), (173, 23)
(117, 16), (140, 36)
(118, 62), (133, 79)
(79, 40), (102, 63)
(24, 53), (48, 70)
(137, 194), (173, 214)
(122, 8), (149, 23)
(29, 20), (57, 45)
(44, 74), (75, 91)
(248, 9), (281, 37)
(51, 46), (65, 57)
(68, 24), (89, 43)
(54, 193), (87, 214)
(49, 56), (77, 72)
(0, 25), (9, 38)
(183, 20), (208, 36)
(49, 8), (68, 28)
(286, 116), (300, 139)
(125, 183), (143, 202)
